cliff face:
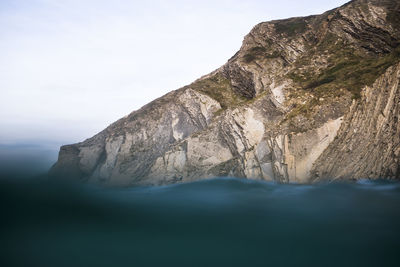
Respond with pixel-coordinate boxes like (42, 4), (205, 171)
(50, 0), (400, 186)
(311, 63), (400, 181)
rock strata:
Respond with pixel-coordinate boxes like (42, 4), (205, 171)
(50, 0), (400, 186)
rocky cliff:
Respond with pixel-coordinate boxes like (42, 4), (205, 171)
(50, 0), (400, 186)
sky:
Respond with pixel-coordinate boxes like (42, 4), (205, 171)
(0, 0), (350, 147)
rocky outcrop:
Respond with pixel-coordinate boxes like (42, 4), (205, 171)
(311, 62), (400, 181)
(50, 0), (400, 186)
(270, 117), (344, 183)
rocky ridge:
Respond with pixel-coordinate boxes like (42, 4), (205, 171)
(50, 0), (400, 186)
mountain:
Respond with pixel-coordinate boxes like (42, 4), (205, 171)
(50, 0), (400, 186)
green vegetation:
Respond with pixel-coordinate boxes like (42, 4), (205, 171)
(290, 33), (400, 96)
(189, 73), (247, 110)
(274, 18), (308, 36)
(285, 33), (400, 120)
(248, 46), (267, 54)
(386, 2), (400, 27)
(243, 53), (257, 63)
(243, 45), (281, 63)
(285, 98), (320, 121)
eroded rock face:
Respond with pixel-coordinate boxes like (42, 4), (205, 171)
(50, 0), (400, 186)
(269, 117), (343, 183)
(311, 63), (400, 181)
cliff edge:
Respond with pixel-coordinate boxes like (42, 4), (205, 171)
(50, 0), (400, 186)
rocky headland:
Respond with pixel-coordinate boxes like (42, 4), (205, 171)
(50, 0), (400, 186)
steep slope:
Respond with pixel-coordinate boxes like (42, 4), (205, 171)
(50, 0), (400, 186)
(312, 62), (400, 181)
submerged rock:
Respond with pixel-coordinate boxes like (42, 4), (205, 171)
(50, 0), (400, 186)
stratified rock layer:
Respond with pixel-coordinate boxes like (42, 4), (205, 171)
(312, 63), (400, 181)
(50, 0), (400, 186)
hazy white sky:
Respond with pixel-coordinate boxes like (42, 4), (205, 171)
(0, 0), (349, 146)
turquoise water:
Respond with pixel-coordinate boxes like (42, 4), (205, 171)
(1, 177), (400, 267)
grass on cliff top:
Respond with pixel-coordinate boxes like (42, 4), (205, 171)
(189, 73), (247, 110)
(290, 44), (400, 100)
(274, 18), (308, 36)
(285, 33), (400, 120)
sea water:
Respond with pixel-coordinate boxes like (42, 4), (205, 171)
(1, 176), (399, 267)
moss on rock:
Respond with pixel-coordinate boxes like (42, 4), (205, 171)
(188, 73), (248, 109)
